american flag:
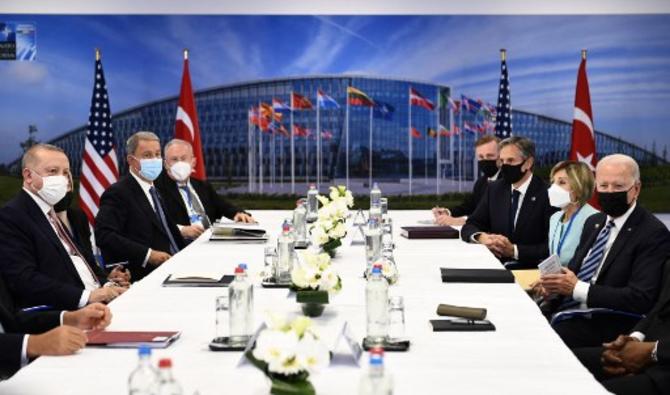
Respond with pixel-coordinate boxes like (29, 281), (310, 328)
(79, 53), (119, 225)
(495, 50), (513, 138)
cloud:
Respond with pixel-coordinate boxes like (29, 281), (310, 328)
(1, 62), (48, 84)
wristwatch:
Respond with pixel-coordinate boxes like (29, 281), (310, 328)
(651, 341), (659, 363)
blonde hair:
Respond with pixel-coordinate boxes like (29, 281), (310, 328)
(550, 160), (595, 205)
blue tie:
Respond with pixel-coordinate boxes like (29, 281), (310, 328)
(558, 220), (615, 311)
(149, 186), (179, 255)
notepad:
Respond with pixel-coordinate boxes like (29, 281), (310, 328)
(86, 331), (181, 348)
(163, 272), (234, 287)
(440, 268), (515, 283)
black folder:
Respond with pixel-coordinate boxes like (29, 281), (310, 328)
(440, 268), (514, 283)
(162, 274), (234, 287)
(400, 226), (459, 239)
(430, 319), (496, 332)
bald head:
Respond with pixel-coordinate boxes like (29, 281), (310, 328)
(595, 154), (641, 212)
(596, 154), (640, 183)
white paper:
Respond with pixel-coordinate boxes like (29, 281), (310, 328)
(538, 254), (563, 276)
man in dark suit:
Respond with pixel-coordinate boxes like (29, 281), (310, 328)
(433, 135), (501, 226)
(539, 154), (670, 348)
(461, 136), (557, 268)
(0, 144), (127, 310)
(95, 132), (186, 282)
(572, 258), (670, 394)
(1, 275), (112, 379)
(155, 138), (254, 241)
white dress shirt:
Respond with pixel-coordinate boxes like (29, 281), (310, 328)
(129, 172), (156, 266)
(572, 201), (638, 306)
(510, 174), (533, 259)
(22, 188), (95, 308)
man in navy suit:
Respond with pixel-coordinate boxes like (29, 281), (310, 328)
(0, 144), (127, 310)
(538, 154), (670, 348)
(461, 136), (557, 268)
(95, 132), (186, 281)
(0, 275), (111, 380)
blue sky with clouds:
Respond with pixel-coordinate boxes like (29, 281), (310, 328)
(0, 14), (669, 164)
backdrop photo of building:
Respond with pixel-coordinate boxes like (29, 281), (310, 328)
(28, 75), (663, 195)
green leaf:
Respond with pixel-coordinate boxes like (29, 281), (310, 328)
(296, 290), (329, 304)
(270, 377), (316, 395)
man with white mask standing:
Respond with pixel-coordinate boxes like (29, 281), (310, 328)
(155, 138), (254, 242)
(0, 144), (126, 310)
(95, 132), (186, 282)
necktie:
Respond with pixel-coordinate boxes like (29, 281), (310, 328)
(179, 185), (211, 229)
(149, 187), (179, 254)
(47, 209), (101, 287)
(558, 220), (616, 311)
(509, 189), (521, 234)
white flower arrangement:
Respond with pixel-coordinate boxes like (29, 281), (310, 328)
(251, 314), (330, 377)
(291, 250), (342, 294)
(310, 186), (354, 256)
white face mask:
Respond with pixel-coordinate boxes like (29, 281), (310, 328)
(32, 171), (69, 206)
(169, 161), (192, 182)
(548, 183), (572, 209)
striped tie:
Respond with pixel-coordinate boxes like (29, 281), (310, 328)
(558, 220), (615, 311)
(149, 187), (179, 255)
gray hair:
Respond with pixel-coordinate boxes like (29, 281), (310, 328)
(21, 143), (66, 169)
(499, 136), (536, 160)
(597, 154), (641, 182)
(164, 138), (193, 157)
(126, 131), (160, 156)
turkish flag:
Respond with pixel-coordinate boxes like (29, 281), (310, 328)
(175, 54), (207, 180)
(569, 54), (599, 207)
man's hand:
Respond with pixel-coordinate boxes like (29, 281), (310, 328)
(63, 303), (112, 331)
(540, 268), (578, 296)
(432, 207), (449, 219)
(434, 213), (466, 227)
(234, 212), (255, 223)
(148, 250), (171, 266)
(180, 224), (205, 239)
(601, 335), (638, 376)
(88, 286), (126, 304)
(107, 266), (130, 287)
(489, 234), (515, 258)
(618, 341), (656, 374)
(530, 280), (548, 299)
(476, 233), (504, 257)
(26, 326), (88, 358)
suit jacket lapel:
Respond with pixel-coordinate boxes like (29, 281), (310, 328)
(597, 206), (640, 279)
(513, 175), (541, 238)
(127, 177), (163, 231)
(570, 215), (605, 273)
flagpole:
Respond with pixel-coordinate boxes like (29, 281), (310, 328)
(316, 91), (321, 189)
(369, 105), (373, 188)
(408, 87), (413, 196)
(449, 101), (455, 187)
(458, 102), (463, 193)
(436, 89), (440, 195)
(271, 121), (276, 189)
(258, 100), (263, 194)
(345, 86), (350, 190)
(248, 109), (253, 193)
(305, 119), (309, 186)
(280, 130), (284, 189)
(424, 133), (428, 185)
(290, 92), (295, 194)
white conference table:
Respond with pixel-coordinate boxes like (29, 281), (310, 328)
(0, 211), (609, 395)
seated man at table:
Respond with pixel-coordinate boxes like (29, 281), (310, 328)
(433, 135), (501, 226)
(538, 154), (670, 348)
(0, 144), (127, 310)
(95, 131), (186, 282)
(155, 138), (254, 242)
(572, 257), (670, 395)
(1, 275), (112, 380)
(461, 136), (556, 268)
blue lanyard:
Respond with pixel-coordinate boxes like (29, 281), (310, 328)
(552, 206), (582, 256)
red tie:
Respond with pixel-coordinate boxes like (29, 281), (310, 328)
(48, 210), (101, 287)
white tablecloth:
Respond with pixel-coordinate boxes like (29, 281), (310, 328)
(0, 211), (608, 394)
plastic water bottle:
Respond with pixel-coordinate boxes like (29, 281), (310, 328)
(276, 220), (295, 283)
(128, 345), (159, 395)
(306, 184), (319, 223)
(366, 266), (389, 344)
(358, 347), (393, 395)
(365, 219), (382, 271)
(293, 201), (307, 244)
(369, 183), (382, 223)
(229, 266), (254, 346)
(156, 358), (183, 395)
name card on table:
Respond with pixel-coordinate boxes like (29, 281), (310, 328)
(331, 321), (363, 366)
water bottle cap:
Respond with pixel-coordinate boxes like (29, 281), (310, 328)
(373, 182), (379, 189)
(370, 346), (384, 356)
(373, 263), (383, 269)
(137, 344), (151, 356)
(310, 183), (316, 189)
(238, 263), (248, 270)
(158, 358), (172, 368)
(371, 267), (382, 275)
(234, 267), (245, 274)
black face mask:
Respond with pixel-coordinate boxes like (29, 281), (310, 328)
(53, 191), (73, 213)
(500, 160), (527, 185)
(598, 188), (633, 218)
(478, 160), (499, 178)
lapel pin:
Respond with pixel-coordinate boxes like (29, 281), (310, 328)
(595, 223), (600, 228)
(531, 196), (536, 202)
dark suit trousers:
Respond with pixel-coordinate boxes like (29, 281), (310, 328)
(554, 314), (640, 348)
(573, 347), (662, 395)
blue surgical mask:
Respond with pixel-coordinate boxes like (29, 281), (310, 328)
(138, 158), (163, 181)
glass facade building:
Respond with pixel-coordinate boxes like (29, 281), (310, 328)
(21, 75), (662, 194)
